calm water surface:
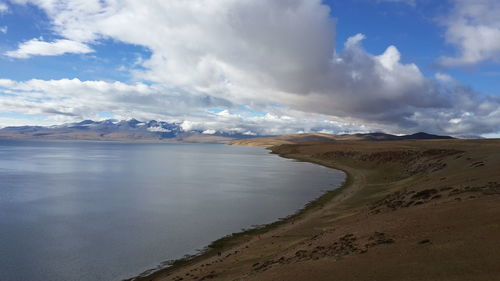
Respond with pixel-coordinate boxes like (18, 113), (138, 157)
(0, 140), (345, 281)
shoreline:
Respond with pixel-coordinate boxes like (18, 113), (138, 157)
(125, 146), (352, 281)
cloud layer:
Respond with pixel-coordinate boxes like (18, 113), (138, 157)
(1, 0), (499, 136)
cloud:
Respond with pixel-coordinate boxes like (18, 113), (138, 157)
(0, 2), (8, 13)
(439, 0), (500, 66)
(0, 78), (367, 135)
(179, 109), (371, 136)
(4, 38), (94, 58)
(434, 72), (456, 84)
(0, 26), (7, 34)
(0, 78), (233, 121)
(2, 0), (500, 136)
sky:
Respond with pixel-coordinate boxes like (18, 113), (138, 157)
(0, 0), (499, 137)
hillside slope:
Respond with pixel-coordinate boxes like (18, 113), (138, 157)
(132, 139), (500, 281)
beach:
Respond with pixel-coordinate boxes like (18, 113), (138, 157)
(130, 139), (500, 281)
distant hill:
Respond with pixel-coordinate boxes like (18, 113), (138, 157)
(398, 132), (455, 140)
(0, 119), (248, 143)
(229, 132), (454, 147)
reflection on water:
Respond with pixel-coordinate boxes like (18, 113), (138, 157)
(0, 139), (345, 281)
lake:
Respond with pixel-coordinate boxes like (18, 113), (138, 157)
(0, 140), (345, 281)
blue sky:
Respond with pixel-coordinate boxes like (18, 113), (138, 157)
(0, 0), (499, 137)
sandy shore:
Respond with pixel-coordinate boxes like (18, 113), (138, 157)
(129, 139), (500, 281)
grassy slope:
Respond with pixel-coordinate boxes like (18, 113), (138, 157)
(132, 139), (500, 281)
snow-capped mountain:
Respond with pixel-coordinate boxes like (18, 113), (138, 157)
(0, 119), (251, 143)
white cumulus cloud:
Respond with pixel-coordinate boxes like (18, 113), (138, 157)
(5, 38), (94, 58)
(440, 0), (500, 66)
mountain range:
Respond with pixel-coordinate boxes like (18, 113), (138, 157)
(0, 119), (245, 143)
(0, 119), (455, 144)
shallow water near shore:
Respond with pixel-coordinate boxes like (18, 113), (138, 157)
(0, 139), (344, 281)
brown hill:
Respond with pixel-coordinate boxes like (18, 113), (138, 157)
(229, 132), (453, 147)
(228, 133), (340, 147)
